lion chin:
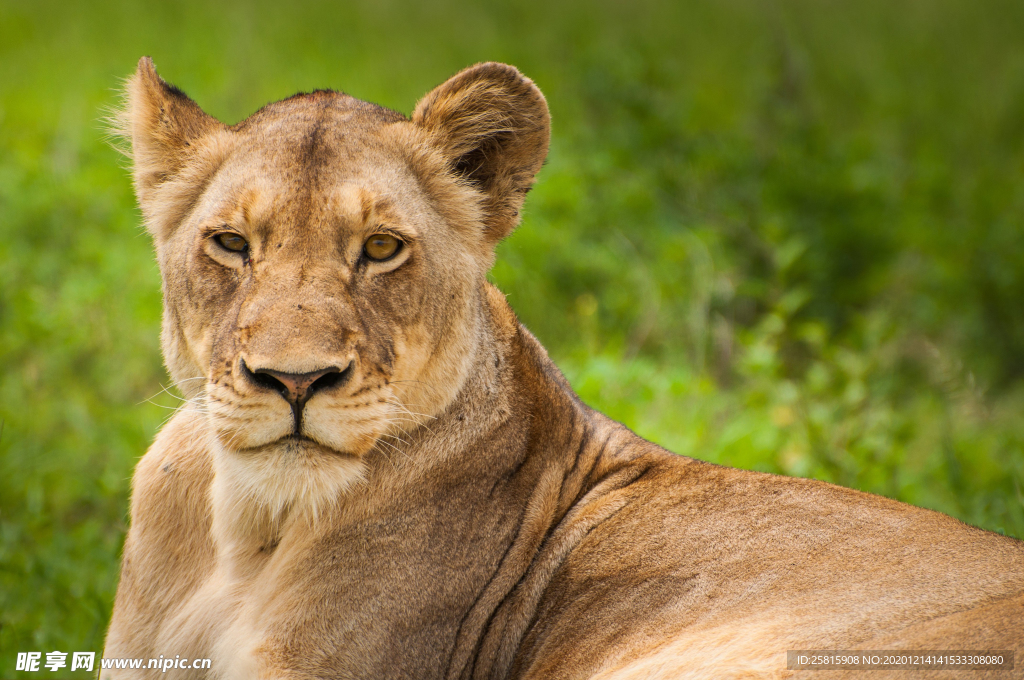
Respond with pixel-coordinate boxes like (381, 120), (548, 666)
(211, 432), (367, 536)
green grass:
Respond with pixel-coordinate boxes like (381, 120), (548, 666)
(2, 0), (1023, 674)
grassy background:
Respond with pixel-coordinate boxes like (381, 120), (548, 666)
(2, 0), (1023, 673)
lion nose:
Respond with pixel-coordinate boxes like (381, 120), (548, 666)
(242, 360), (352, 409)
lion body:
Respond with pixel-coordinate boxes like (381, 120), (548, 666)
(104, 59), (1024, 679)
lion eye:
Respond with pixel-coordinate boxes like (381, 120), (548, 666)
(215, 233), (249, 253)
(363, 233), (401, 261)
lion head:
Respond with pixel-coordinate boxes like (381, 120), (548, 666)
(120, 58), (549, 526)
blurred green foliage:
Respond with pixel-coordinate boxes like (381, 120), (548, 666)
(2, 0), (1023, 674)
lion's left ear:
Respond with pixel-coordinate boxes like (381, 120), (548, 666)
(413, 62), (550, 244)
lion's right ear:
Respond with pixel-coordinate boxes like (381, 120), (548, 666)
(116, 57), (230, 240)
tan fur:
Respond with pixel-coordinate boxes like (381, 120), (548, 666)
(104, 58), (1024, 680)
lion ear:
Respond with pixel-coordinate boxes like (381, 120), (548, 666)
(413, 62), (550, 244)
(118, 57), (228, 239)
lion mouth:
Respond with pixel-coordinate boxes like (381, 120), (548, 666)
(230, 433), (357, 458)
(208, 376), (390, 457)
(283, 433), (319, 444)
(280, 434), (354, 455)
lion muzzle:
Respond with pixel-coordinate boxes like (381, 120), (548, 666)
(240, 360), (353, 432)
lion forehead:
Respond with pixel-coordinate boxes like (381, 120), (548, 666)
(228, 93), (415, 180)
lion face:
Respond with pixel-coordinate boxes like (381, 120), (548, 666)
(175, 103), (478, 462)
(122, 60), (549, 519)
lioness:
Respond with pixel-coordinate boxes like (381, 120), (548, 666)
(104, 58), (1023, 680)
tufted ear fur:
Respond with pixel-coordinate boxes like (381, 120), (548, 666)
(117, 57), (230, 240)
(413, 62), (550, 244)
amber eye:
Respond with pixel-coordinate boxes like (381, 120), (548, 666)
(215, 233), (248, 253)
(363, 233), (401, 261)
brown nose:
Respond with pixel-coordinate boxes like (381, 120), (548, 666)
(242, 361), (351, 428)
